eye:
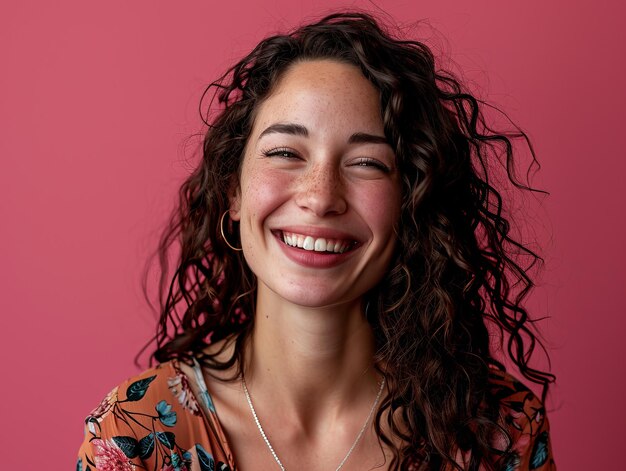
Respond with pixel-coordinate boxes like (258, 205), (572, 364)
(262, 147), (301, 160)
(350, 157), (391, 173)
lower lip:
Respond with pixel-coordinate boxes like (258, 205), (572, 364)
(274, 235), (358, 269)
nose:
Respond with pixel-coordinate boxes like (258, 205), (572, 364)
(294, 163), (347, 216)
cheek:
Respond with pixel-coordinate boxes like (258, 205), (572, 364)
(240, 168), (292, 224)
(357, 183), (401, 237)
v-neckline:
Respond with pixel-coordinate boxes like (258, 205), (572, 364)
(178, 357), (238, 470)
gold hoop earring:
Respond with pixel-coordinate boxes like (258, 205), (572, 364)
(220, 210), (243, 251)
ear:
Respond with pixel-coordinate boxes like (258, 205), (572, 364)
(228, 180), (241, 221)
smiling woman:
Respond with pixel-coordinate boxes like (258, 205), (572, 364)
(232, 60), (401, 308)
(78, 12), (555, 471)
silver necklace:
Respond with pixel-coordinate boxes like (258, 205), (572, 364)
(241, 375), (386, 471)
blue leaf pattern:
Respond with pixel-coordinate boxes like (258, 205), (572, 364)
(530, 431), (550, 469)
(112, 435), (139, 459)
(138, 433), (155, 459)
(126, 375), (157, 401)
(201, 389), (216, 413)
(156, 431), (177, 449)
(156, 400), (178, 426)
(171, 452), (182, 469)
(502, 452), (520, 471)
(196, 443), (215, 471)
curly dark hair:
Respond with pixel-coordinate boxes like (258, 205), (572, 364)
(143, 11), (555, 471)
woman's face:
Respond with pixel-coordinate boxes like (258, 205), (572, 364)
(230, 59), (402, 309)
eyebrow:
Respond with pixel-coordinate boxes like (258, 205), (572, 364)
(258, 123), (389, 145)
(259, 123), (308, 138)
(348, 132), (389, 145)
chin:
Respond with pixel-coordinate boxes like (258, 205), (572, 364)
(270, 285), (364, 311)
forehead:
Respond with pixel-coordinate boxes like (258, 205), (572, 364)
(250, 59), (384, 135)
(273, 59), (372, 94)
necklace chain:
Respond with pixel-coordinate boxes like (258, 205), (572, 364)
(241, 375), (386, 471)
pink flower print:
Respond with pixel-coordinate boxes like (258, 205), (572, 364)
(89, 387), (118, 419)
(93, 439), (133, 471)
(161, 465), (188, 471)
(168, 373), (200, 415)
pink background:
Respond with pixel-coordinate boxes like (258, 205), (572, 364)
(1, 1), (624, 468)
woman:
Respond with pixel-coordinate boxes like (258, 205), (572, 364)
(78, 12), (555, 471)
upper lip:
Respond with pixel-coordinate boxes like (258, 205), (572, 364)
(272, 225), (362, 243)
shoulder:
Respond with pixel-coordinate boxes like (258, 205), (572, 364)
(486, 368), (556, 470)
(86, 360), (199, 425)
(77, 359), (231, 471)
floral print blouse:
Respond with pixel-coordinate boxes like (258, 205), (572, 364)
(77, 359), (555, 470)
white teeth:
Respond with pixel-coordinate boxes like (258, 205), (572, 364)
(303, 236), (314, 251)
(281, 231), (354, 253)
(314, 238), (327, 251)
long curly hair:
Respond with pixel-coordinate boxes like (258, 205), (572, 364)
(144, 11), (554, 470)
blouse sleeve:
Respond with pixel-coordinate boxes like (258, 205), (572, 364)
(77, 361), (233, 471)
(76, 384), (145, 470)
(76, 367), (189, 471)
(491, 371), (556, 470)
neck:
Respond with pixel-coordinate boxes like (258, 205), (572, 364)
(243, 283), (381, 433)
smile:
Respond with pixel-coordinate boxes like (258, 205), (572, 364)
(279, 231), (357, 254)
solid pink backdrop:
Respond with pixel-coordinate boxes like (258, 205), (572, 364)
(1, 1), (623, 469)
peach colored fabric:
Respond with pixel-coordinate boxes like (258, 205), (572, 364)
(77, 360), (235, 471)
